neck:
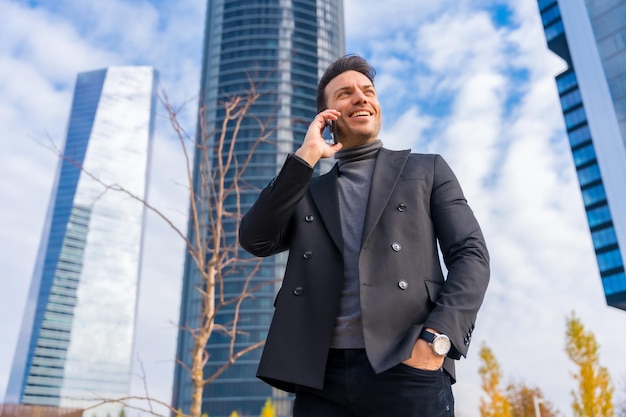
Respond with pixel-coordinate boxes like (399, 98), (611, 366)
(335, 139), (382, 163)
(339, 136), (379, 150)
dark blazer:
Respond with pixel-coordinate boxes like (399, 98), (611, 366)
(239, 148), (490, 393)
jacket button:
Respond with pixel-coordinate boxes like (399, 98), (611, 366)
(303, 251), (312, 259)
(398, 280), (408, 290)
(391, 242), (401, 252)
(293, 286), (304, 296)
(397, 203), (407, 212)
(305, 215), (314, 222)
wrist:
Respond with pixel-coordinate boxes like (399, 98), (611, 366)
(295, 146), (320, 167)
(419, 329), (451, 357)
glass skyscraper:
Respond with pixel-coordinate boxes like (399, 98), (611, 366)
(538, 0), (626, 310)
(171, 1), (344, 416)
(6, 66), (158, 416)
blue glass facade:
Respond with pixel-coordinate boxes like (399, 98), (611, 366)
(172, 1), (344, 416)
(6, 67), (158, 416)
(538, 0), (626, 310)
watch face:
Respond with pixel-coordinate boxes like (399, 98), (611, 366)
(433, 334), (451, 356)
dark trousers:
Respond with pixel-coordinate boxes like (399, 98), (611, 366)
(293, 349), (454, 417)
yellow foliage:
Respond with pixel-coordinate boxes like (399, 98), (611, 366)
(260, 398), (276, 417)
(506, 382), (562, 417)
(479, 343), (513, 417)
(565, 312), (614, 417)
(478, 344), (562, 417)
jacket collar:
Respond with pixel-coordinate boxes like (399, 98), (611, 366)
(362, 148), (410, 245)
(309, 148), (411, 250)
(309, 164), (343, 251)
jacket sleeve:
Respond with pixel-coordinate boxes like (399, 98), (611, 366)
(424, 154), (490, 359)
(239, 154), (314, 257)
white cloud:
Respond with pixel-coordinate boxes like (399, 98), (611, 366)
(344, 0), (456, 44)
(0, 2), (117, 83)
(382, 107), (433, 151)
(415, 11), (506, 85)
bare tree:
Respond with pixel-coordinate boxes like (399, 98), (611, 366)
(166, 80), (277, 417)
(48, 77), (278, 417)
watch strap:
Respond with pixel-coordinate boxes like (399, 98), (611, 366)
(419, 329), (437, 344)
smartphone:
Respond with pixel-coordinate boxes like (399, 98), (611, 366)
(325, 119), (338, 144)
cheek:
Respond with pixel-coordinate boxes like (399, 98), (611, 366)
(333, 101), (348, 112)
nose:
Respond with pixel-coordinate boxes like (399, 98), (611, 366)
(352, 89), (368, 104)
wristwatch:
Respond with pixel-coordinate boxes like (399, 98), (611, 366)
(420, 329), (451, 356)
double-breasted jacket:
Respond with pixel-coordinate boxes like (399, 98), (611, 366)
(239, 147), (490, 392)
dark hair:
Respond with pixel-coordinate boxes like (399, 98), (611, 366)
(316, 54), (376, 112)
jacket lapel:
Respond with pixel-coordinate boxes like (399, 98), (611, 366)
(310, 164), (343, 252)
(362, 148), (410, 246)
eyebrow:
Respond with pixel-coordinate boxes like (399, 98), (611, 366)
(333, 83), (375, 97)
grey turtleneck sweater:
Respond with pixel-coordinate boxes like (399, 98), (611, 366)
(331, 139), (383, 349)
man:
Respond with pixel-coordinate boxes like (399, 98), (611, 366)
(239, 54), (490, 416)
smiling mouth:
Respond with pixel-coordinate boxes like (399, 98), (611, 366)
(350, 110), (371, 118)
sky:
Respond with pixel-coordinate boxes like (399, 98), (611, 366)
(1, 0), (625, 416)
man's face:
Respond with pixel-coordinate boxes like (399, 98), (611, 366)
(324, 70), (382, 148)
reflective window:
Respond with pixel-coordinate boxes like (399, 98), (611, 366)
(603, 50), (626, 85)
(582, 184), (607, 206)
(564, 106), (587, 128)
(587, 206), (611, 228)
(588, 2), (626, 39)
(538, 0), (557, 12)
(544, 19), (564, 42)
(577, 163), (601, 186)
(597, 249), (624, 272)
(541, 4), (560, 26)
(601, 272), (626, 295)
(592, 227), (618, 250)
(556, 71), (578, 94)
(568, 124), (591, 148)
(560, 89), (582, 111)
(612, 94), (626, 122)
